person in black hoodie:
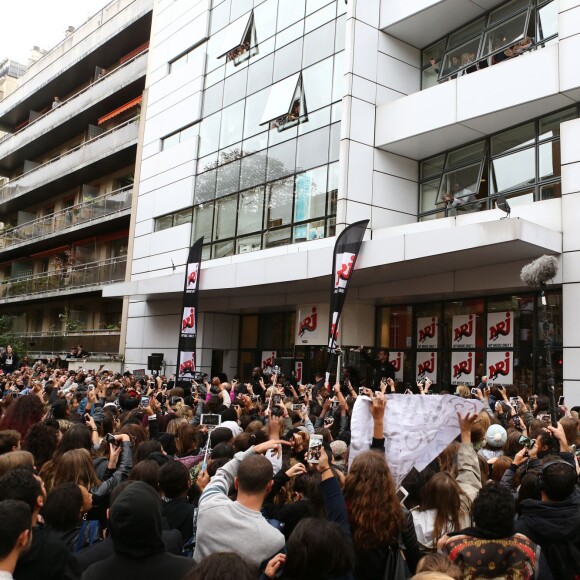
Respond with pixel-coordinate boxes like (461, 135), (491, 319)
(81, 481), (193, 580)
(515, 457), (580, 579)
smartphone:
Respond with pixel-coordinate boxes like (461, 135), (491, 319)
(396, 486), (409, 506)
(358, 387), (365, 396)
(539, 413), (551, 423)
(331, 398), (340, 410)
(558, 396), (565, 406)
(141, 396), (150, 407)
(250, 394), (260, 402)
(272, 394), (282, 406)
(471, 388), (479, 395)
(105, 433), (119, 446)
(291, 403), (303, 411)
(404, 389), (412, 395)
(518, 435), (535, 449)
(307, 434), (323, 464)
(83, 413), (91, 423)
(528, 396), (536, 405)
(200, 414), (222, 428)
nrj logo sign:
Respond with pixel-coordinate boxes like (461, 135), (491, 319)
(298, 306), (317, 337)
(335, 252), (355, 291)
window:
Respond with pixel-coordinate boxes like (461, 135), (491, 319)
(161, 123), (200, 151)
(154, 209), (193, 232)
(218, 11), (258, 66)
(421, 0), (557, 87)
(418, 105), (576, 220)
(260, 73), (308, 132)
(169, 44), (204, 73)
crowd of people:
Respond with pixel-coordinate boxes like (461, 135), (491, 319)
(0, 351), (578, 580)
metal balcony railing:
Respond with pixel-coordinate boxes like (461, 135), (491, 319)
(0, 117), (139, 204)
(11, 329), (121, 357)
(0, 256), (127, 300)
(0, 50), (147, 153)
(0, 186), (132, 251)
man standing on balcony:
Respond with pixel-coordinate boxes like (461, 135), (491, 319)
(51, 97), (61, 110)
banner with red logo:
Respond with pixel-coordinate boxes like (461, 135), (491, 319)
(486, 351), (513, 384)
(176, 237), (203, 382)
(451, 314), (476, 349)
(487, 311), (513, 348)
(416, 351), (437, 382)
(296, 304), (325, 344)
(262, 351), (276, 374)
(417, 317), (438, 349)
(326, 220), (369, 378)
(388, 351), (404, 382)
(294, 361), (303, 383)
(451, 351), (475, 385)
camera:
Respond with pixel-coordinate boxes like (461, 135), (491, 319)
(471, 387), (479, 395)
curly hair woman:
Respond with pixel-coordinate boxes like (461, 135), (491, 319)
(0, 394), (45, 438)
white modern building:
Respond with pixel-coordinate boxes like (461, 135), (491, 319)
(106, 0), (580, 405)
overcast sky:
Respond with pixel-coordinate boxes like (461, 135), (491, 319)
(1, 0), (111, 64)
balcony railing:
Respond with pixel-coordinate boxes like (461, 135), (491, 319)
(0, 50), (147, 153)
(10, 329), (121, 357)
(0, 186), (132, 251)
(0, 256), (127, 300)
(0, 117), (139, 204)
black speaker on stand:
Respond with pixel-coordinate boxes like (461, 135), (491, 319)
(147, 353), (164, 374)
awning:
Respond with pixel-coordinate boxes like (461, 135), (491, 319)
(218, 11), (254, 59)
(98, 96), (142, 125)
(259, 73), (301, 126)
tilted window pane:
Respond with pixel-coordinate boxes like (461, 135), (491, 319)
(490, 147), (535, 194)
(491, 123), (535, 156)
(422, 39), (446, 68)
(266, 177), (294, 228)
(238, 187), (265, 235)
(539, 141), (561, 181)
(488, 0), (529, 25)
(539, 107), (576, 141)
(537, 0), (558, 42)
(294, 165), (327, 222)
(448, 16), (486, 49)
(446, 141), (485, 170)
(438, 162), (483, 203)
(213, 195), (238, 241)
(440, 37), (480, 78)
(480, 11), (528, 60)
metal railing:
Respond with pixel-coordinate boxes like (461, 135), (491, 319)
(0, 50), (147, 148)
(11, 329), (121, 357)
(0, 117), (139, 204)
(0, 256), (127, 300)
(0, 186), (132, 250)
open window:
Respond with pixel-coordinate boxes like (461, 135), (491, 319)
(259, 73), (308, 132)
(218, 11), (258, 66)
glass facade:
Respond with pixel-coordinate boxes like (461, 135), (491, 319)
(418, 106), (577, 220)
(187, 0), (344, 259)
(373, 291), (562, 396)
(421, 0), (558, 88)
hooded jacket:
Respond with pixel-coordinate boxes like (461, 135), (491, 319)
(81, 482), (193, 580)
(515, 497), (580, 579)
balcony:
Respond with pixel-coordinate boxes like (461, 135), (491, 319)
(375, 44), (577, 159)
(0, 118), (138, 212)
(0, 256), (127, 303)
(0, 51), (147, 172)
(0, 0), (152, 128)
(0, 186), (132, 254)
(11, 329), (121, 357)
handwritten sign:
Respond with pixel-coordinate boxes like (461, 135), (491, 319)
(487, 311), (513, 348)
(452, 314), (476, 349)
(349, 394), (483, 485)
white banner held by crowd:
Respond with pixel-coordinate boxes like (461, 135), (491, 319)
(349, 394), (483, 486)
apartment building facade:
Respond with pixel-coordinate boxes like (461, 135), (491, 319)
(103, 0), (579, 405)
(0, 0), (153, 361)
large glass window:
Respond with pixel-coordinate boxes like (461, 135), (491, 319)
(419, 106), (576, 220)
(421, 0), (557, 86)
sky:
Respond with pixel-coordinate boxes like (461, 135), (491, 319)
(1, 0), (111, 64)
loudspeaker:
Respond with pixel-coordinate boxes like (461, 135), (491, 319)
(148, 353), (164, 371)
